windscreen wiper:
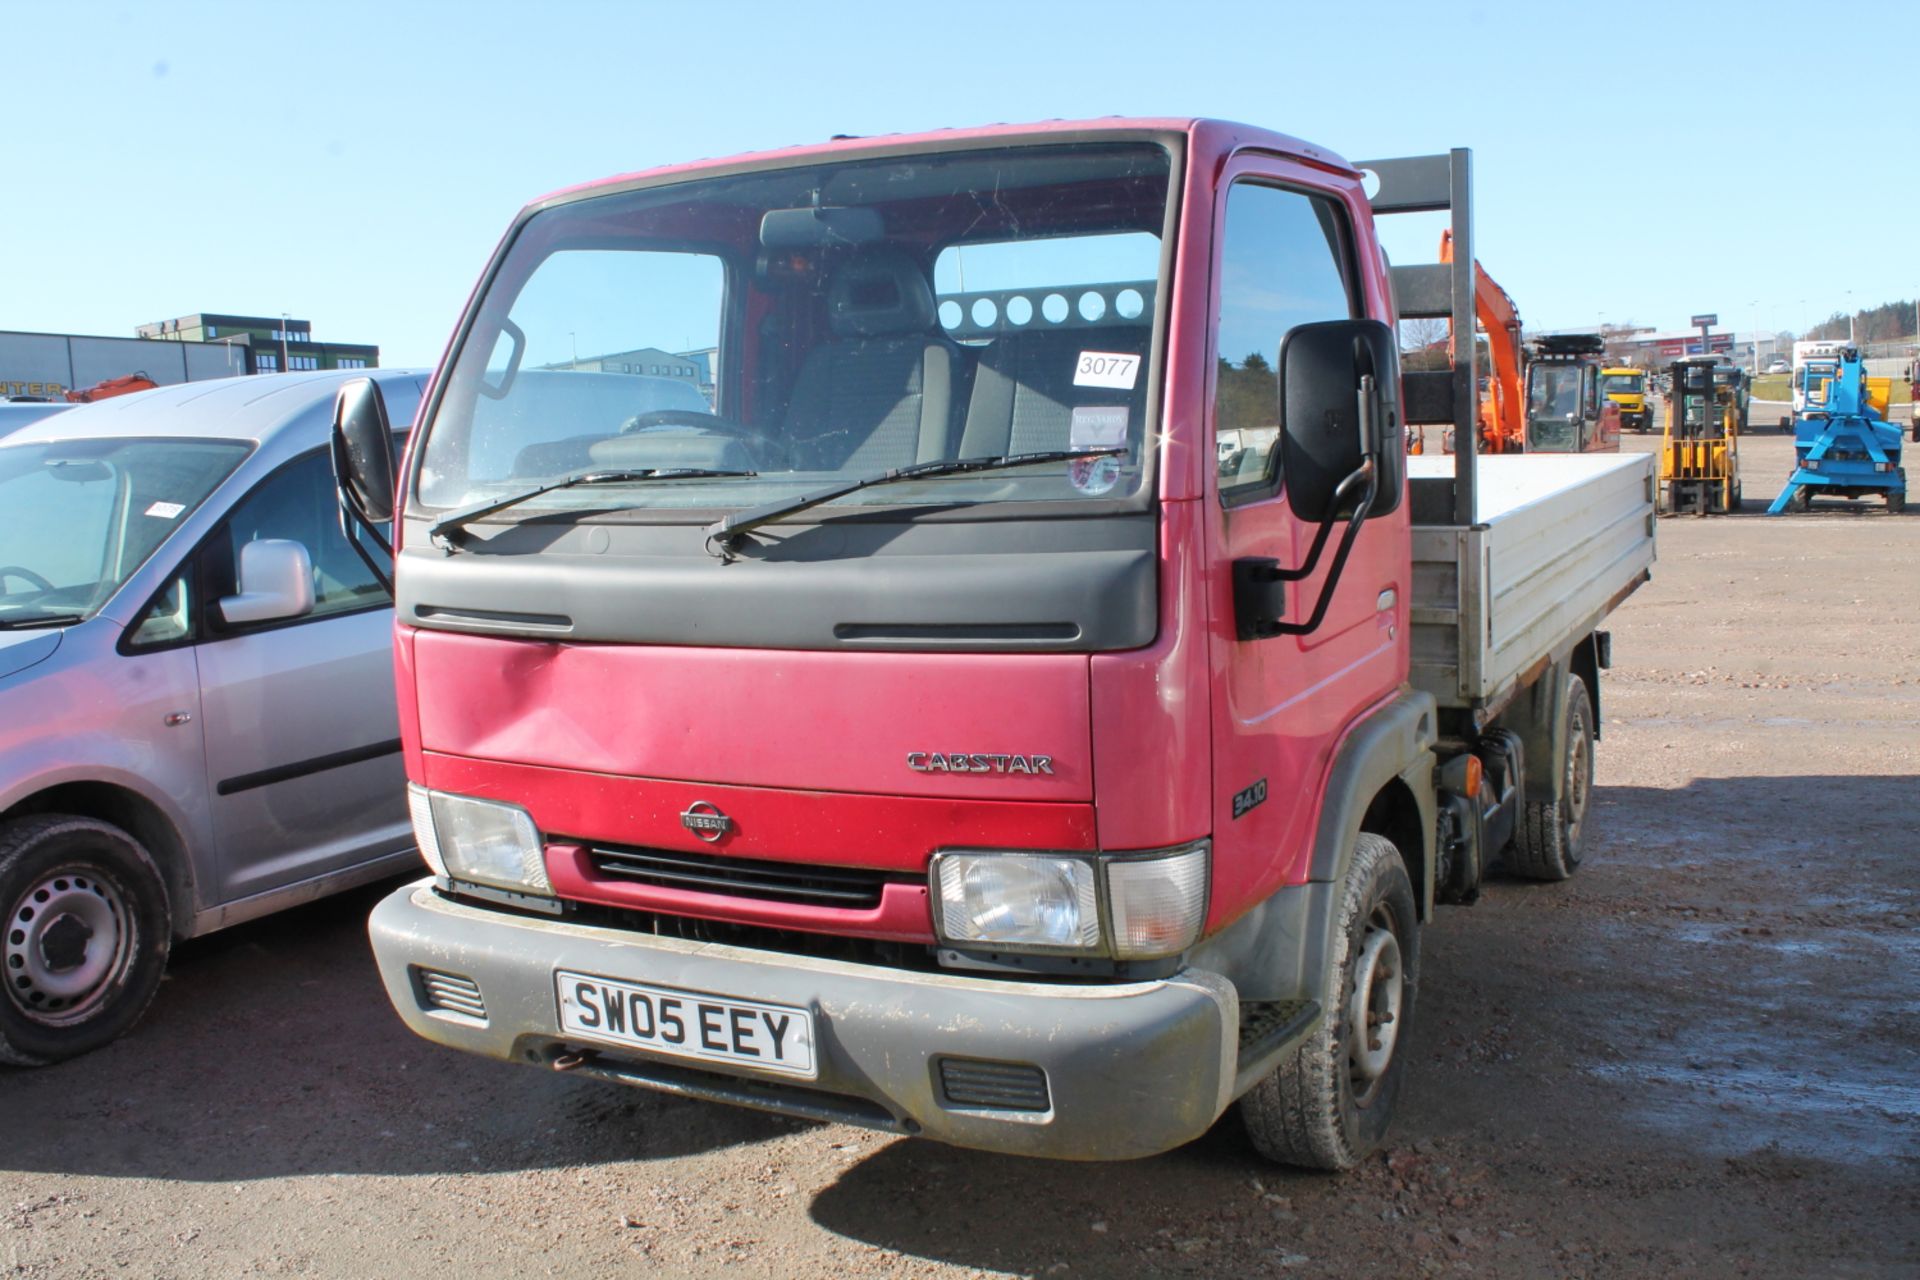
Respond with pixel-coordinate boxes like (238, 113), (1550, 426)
(0, 613), (84, 630)
(702, 446), (1129, 560)
(430, 467), (756, 546)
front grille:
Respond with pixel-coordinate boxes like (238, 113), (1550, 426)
(415, 967), (486, 1021)
(936, 1056), (1051, 1112)
(584, 843), (891, 910)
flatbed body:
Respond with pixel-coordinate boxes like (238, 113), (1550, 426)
(1408, 453), (1654, 719)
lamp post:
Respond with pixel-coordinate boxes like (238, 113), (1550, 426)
(280, 312), (290, 373)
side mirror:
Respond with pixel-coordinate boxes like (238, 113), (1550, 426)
(332, 377), (396, 524)
(1279, 318), (1401, 521)
(219, 539), (314, 626)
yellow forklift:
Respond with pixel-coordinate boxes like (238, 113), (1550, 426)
(1660, 356), (1742, 513)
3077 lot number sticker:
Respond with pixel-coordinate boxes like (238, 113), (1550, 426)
(1073, 351), (1140, 389)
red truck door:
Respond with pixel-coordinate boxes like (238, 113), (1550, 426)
(1201, 155), (1409, 912)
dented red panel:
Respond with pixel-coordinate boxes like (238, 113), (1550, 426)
(412, 630), (1093, 802)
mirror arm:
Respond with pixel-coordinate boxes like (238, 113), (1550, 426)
(1267, 460), (1375, 582)
(1269, 459), (1378, 637)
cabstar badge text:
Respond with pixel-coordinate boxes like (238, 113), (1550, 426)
(679, 801), (732, 841)
(906, 752), (1055, 775)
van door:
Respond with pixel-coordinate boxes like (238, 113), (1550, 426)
(193, 447), (409, 903)
(1202, 159), (1408, 897)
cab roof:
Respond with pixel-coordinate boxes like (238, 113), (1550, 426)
(527, 117), (1357, 212)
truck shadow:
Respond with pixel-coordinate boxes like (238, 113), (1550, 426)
(0, 882), (783, 1181)
(809, 772), (1920, 1273)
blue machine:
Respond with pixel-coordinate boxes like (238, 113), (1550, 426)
(1767, 347), (1906, 514)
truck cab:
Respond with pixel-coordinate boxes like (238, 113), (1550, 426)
(342, 122), (1652, 1168)
(1599, 366), (1650, 432)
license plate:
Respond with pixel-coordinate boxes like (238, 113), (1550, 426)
(554, 970), (817, 1078)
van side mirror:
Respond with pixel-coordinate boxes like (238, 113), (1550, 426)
(1279, 318), (1402, 520)
(219, 539), (314, 625)
(332, 378), (396, 524)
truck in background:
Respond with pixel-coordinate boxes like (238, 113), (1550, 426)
(335, 124), (1654, 1169)
(1600, 366), (1651, 432)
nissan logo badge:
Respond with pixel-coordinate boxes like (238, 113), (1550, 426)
(679, 800), (731, 842)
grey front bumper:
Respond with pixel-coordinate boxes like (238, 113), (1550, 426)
(368, 880), (1240, 1161)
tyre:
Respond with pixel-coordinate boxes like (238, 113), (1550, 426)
(1788, 486), (1811, 513)
(1241, 833), (1419, 1170)
(1507, 675), (1594, 882)
(1890, 491), (1906, 514)
(0, 815), (171, 1066)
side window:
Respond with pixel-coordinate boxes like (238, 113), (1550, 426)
(127, 573), (194, 649)
(208, 449), (389, 631)
(1215, 182), (1357, 499)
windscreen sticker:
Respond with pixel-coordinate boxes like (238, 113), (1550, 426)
(1069, 405), (1129, 449)
(1073, 351), (1140, 389)
(1069, 454), (1122, 496)
(144, 501), (185, 519)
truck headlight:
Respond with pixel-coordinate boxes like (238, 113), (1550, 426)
(930, 841), (1210, 958)
(408, 784), (549, 894)
(934, 853), (1100, 952)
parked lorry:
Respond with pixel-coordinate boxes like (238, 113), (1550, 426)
(1600, 366), (1651, 432)
(0, 369), (428, 1063)
(337, 123), (1655, 1168)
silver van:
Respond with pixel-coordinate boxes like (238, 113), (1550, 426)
(0, 369), (427, 1064)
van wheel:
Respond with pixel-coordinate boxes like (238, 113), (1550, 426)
(1240, 834), (1418, 1170)
(1508, 676), (1594, 881)
(0, 816), (171, 1066)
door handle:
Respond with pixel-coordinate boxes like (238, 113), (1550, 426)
(163, 711), (193, 727)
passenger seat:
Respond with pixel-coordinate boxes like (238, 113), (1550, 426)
(783, 247), (964, 472)
(957, 326), (1149, 458)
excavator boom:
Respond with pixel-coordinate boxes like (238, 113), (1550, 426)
(1439, 229), (1525, 453)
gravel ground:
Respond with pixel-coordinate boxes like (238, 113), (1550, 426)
(4, 431), (1916, 1279)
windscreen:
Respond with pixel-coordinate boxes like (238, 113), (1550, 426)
(1600, 373), (1643, 396)
(0, 438), (249, 626)
(414, 142), (1173, 522)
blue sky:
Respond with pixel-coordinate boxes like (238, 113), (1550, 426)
(4, 0), (1915, 366)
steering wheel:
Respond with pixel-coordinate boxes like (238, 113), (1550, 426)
(0, 566), (55, 598)
(620, 409), (779, 466)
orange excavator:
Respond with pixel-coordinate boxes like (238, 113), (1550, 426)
(1415, 229), (1524, 455)
(64, 372), (158, 403)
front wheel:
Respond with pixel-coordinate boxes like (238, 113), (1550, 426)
(0, 815), (171, 1066)
(1240, 833), (1419, 1170)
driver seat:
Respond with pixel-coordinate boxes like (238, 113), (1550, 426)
(782, 247), (963, 472)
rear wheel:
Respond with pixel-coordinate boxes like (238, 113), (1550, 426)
(1890, 491), (1906, 514)
(0, 815), (171, 1066)
(1788, 486), (1812, 513)
(1240, 833), (1419, 1170)
(1507, 675), (1594, 882)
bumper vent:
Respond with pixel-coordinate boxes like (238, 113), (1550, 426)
(936, 1057), (1051, 1113)
(416, 967), (486, 1021)
(585, 844), (888, 910)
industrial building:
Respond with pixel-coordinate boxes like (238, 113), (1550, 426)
(1, 312), (380, 399)
(137, 312), (379, 375)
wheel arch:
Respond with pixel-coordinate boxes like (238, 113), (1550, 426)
(4, 782), (197, 939)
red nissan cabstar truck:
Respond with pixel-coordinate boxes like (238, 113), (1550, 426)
(332, 121), (1655, 1169)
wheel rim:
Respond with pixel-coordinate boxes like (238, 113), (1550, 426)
(1347, 911), (1403, 1105)
(1564, 709), (1593, 855)
(4, 867), (133, 1026)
